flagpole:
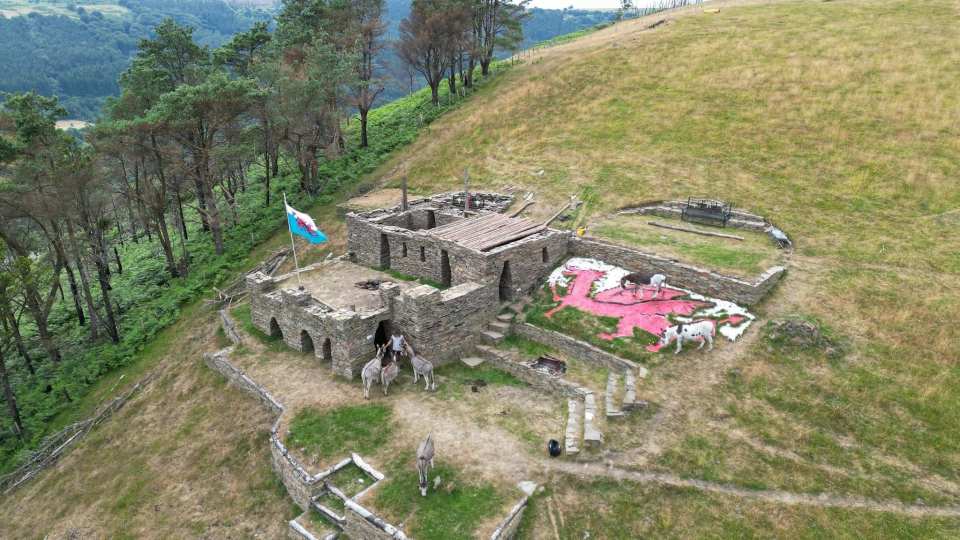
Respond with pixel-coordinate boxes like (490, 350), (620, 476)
(283, 192), (304, 289)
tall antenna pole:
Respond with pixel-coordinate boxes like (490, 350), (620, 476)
(283, 192), (304, 289)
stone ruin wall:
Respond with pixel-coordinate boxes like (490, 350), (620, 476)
(621, 200), (771, 231)
(386, 281), (498, 365)
(569, 236), (785, 306)
(204, 342), (408, 539)
(247, 271), (389, 378)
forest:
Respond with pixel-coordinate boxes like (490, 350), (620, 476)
(0, 0), (615, 120)
(0, 0), (550, 474)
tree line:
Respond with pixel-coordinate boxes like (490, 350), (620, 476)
(0, 0), (526, 451)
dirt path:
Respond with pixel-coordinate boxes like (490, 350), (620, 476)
(543, 461), (960, 519)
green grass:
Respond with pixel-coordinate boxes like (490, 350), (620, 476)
(374, 456), (502, 540)
(516, 477), (960, 539)
(591, 214), (779, 277)
(326, 461), (374, 498)
(285, 404), (392, 462)
(380, 268), (447, 290)
(524, 286), (657, 364)
(231, 303), (286, 354)
(499, 334), (555, 357)
(433, 360), (527, 400)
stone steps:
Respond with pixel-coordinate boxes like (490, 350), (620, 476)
(622, 369), (639, 411)
(461, 356), (485, 367)
(605, 372), (624, 418)
(565, 399), (581, 456)
(583, 392), (603, 448)
(480, 330), (505, 345)
(488, 321), (511, 333)
(496, 313), (516, 323)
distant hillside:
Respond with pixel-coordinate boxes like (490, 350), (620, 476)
(0, 0), (614, 120)
(0, 0), (273, 119)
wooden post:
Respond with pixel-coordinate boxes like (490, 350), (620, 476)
(463, 168), (470, 213)
(401, 176), (408, 212)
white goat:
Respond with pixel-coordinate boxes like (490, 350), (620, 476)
(659, 320), (715, 354)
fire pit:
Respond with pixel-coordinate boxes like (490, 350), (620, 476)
(530, 355), (567, 377)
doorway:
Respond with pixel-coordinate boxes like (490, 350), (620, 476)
(269, 318), (282, 339)
(322, 338), (332, 362)
(300, 330), (315, 354)
(499, 261), (513, 302)
(440, 250), (451, 287)
(374, 320), (390, 349)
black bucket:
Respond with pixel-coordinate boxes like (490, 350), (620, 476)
(547, 439), (562, 457)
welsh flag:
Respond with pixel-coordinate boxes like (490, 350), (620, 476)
(286, 202), (327, 244)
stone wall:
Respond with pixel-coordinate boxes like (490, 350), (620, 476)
(392, 281), (499, 365)
(515, 323), (639, 373)
(247, 271), (390, 379)
(479, 346), (588, 400)
(203, 347), (408, 540)
(569, 236), (785, 306)
(343, 500), (408, 540)
(490, 496), (530, 540)
(620, 200), (770, 232)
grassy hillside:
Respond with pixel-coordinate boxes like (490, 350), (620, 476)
(372, 0), (960, 531)
(3, 0), (960, 537)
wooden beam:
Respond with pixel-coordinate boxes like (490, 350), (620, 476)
(647, 221), (744, 240)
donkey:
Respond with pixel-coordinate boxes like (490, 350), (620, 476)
(416, 433), (435, 497)
(620, 272), (667, 298)
(380, 358), (399, 396)
(361, 344), (387, 399)
(404, 341), (436, 391)
(659, 320), (715, 354)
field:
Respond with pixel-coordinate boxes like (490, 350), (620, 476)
(3, 0), (960, 537)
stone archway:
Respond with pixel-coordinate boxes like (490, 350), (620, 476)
(322, 338), (332, 362)
(300, 330), (315, 354)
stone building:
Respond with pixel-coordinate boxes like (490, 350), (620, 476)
(247, 192), (569, 378)
(246, 192), (785, 379)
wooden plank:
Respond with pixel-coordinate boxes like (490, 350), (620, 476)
(438, 214), (504, 238)
(431, 213), (496, 235)
(479, 226), (546, 251)
(449, 214), (513, 242)
(467, 223), (542, 248)
(647, 220), (744, 240)
(459, 219), (535, 248)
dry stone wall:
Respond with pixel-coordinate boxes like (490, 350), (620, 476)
(515, 323), (639, 373)
(392, 281), (499, 365)
(203, 346), (409, 538)
(569, 236), (785, 306)
(490, 496), (531, 540)
(247, 271), (389, 378)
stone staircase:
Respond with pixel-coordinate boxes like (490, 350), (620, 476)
(605, 367), (648, 418)
(478, 303), (523, 346)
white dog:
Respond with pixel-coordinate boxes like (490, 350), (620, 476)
(659, 320), (715, 354)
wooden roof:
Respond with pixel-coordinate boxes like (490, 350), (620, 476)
(428, 213), (545, 252)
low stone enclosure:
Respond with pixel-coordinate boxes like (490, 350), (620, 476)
(227, 192), (790, 537)
(205, 335), (532, 540)
(246, 191), (786, 381)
